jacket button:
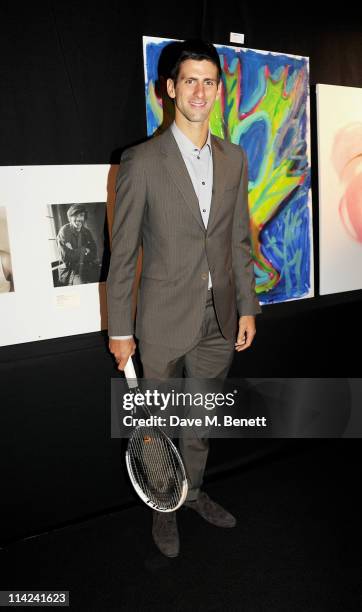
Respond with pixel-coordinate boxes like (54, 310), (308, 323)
(201, 273), (208, 281)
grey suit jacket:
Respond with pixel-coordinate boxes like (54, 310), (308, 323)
(107, 127), (261, 349)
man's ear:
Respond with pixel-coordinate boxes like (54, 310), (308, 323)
(166, 78), (176, 99)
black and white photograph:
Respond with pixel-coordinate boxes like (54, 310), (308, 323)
(0, 206), (14, 293)
(0, 164), (110, 347)
(48, 202), (110, 288)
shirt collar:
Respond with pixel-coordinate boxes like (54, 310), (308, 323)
(171, 121), (211, 157)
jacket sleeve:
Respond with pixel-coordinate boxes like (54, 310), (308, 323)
(232, 149), (262, 316)
(106, 147), (147, 336)
(56, 226), (83, 267)
(84, 228), (98, 262)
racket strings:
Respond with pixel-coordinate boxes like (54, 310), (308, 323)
(130, 435), (171, 505)
(132, 429), (179, 495)
(128, 426), (186, 511)
(134, 428), (166, 494)
(136, 428), (168, 490)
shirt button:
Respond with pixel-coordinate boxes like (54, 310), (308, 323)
(202, 181), (205, 185)
(201, 273), (208, 281)
(197, 156), (200, 160)
(202, 209), (206, 213)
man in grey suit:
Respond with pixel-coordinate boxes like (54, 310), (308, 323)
(107, 39), (261, 557)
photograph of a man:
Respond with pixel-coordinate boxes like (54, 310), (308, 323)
(107, 39), (261, 558)
(56, 204), (98, 286)
(48, 202), (109, 288)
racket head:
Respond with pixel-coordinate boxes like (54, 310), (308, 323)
(126, 425), (188, 512)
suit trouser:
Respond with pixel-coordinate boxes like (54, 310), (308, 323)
(138, 290), (235, 501)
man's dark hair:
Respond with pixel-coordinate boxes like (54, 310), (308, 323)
(169, 39), (222, 83)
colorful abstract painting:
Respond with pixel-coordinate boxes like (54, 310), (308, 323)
(143, 36), (313, 304)
(317, 84), (362, 295)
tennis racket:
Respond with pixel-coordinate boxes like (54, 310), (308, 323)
(124, 357), (188, 512)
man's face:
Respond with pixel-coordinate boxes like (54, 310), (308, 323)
(167, 59), (220, 125)
(70, 213), (85, 231)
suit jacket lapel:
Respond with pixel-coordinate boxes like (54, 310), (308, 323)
(160, 129), (205, 230)
(207, 135), (227, 233)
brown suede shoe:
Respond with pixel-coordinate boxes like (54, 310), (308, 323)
(152, 511), (179, 558)
(185, 492), (236, 528)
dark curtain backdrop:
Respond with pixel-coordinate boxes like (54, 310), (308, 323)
(1, 1), (362, 545)
(2, 2), (362, 165)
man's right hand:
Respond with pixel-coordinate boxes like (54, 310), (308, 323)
(108, 337), (136, 371)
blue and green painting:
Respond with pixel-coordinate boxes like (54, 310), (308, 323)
(143, 37), (313, 303)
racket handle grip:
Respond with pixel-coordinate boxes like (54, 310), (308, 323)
(124, 357), (138, 384)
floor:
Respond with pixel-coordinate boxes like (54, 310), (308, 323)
(2, 441), (362, 611)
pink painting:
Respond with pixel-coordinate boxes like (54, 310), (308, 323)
(317, 84), (362, 295)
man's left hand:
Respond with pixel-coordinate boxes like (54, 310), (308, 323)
(235, 315), (256, 351)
